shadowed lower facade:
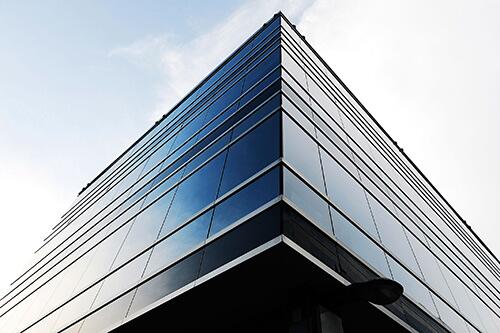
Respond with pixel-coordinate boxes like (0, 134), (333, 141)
(0, 13), (499, 333)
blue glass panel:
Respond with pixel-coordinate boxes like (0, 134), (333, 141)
(159, 152), (226, 237)
(251, 16), (280, 47)
(209, 168), (279, 237)
(218, 113), (280, 196)
(238, 67), (280, 107)
(144, 209), (212, 276)
(242, 47), (280, 91)
(184, 132), (231, 175)
(232, 92), (280, 139)
(197, 78), (244, 138)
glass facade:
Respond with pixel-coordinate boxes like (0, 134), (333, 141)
(0, 13), (498, 333)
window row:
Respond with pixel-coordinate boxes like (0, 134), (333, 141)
(280, 23), (500, 292)
(6, 48), (282, 305)
(37, 29), (282, 263)
(11, 167), (281, 333)
(282, 113), (500, 332)
(0, 110), (281, 329)
(57, 15), (281, 226)
(44, 17), (281, 261)
(281, 35), (500, 308)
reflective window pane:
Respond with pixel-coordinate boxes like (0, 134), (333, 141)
(218, 113), (280, 196)
(128, 251), (203, 316)
(283, 168), (332, 236)
(283, 114), (326, 193)
(145, 209), (212, 276)
(331, 207), (391, 277)
(210, 168), (280, 237)
(160, 152), (225, 237)
(321, 151), (378, 239)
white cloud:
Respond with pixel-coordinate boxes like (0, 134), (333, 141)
(110, 0), (313, 121)
(108, 0), (500, 260)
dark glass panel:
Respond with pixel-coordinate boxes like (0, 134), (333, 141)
(283, 114), (326, 193)
(283, 168), (332, 236)
(159, 152), (226, 237)
(238, 68), (280, 107)
(127, 251), (203, 316)
(209, 168), (280, 237)
(184, 132), (231, 175)
(197, 78), (245, 138)
(330, 207), (391, 277)
(200, 205), (281, 276)
(251, 16), (279, 47)
(242, 47), (280, 91)
(169, 111), (206, 153)
(231, 92), (280, 139)
(218, 113), (280, 196)
(144, 209), (212, 276)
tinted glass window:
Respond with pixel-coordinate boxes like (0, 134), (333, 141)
(112, 191), (175, 267)
(232, 93), (280, 139)
(283, 168), (332, 236)
(145, 209), (212, 276)
(283, 114), (326, 193)
(160, 153), (226, 237)
(387, 257), (438, 317)
(218, 113), (280, 196)
(321, 151), (378, 239)
(184, 132), (231, 175)
(128, 251), (203, 316)
(242, 47), (279, 91)
(367, 195), (421, 276)
(200, 205), (281, 276)
(78, 291), (135, 333)
(331, 207), (391, 277)
(210, 168), (280, 237)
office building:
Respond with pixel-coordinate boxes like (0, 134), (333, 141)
(0, 13), (499, 332)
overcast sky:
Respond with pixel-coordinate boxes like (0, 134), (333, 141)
(0, 0), (499, 295)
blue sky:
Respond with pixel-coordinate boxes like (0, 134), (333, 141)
(1, 0), (499, 294)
